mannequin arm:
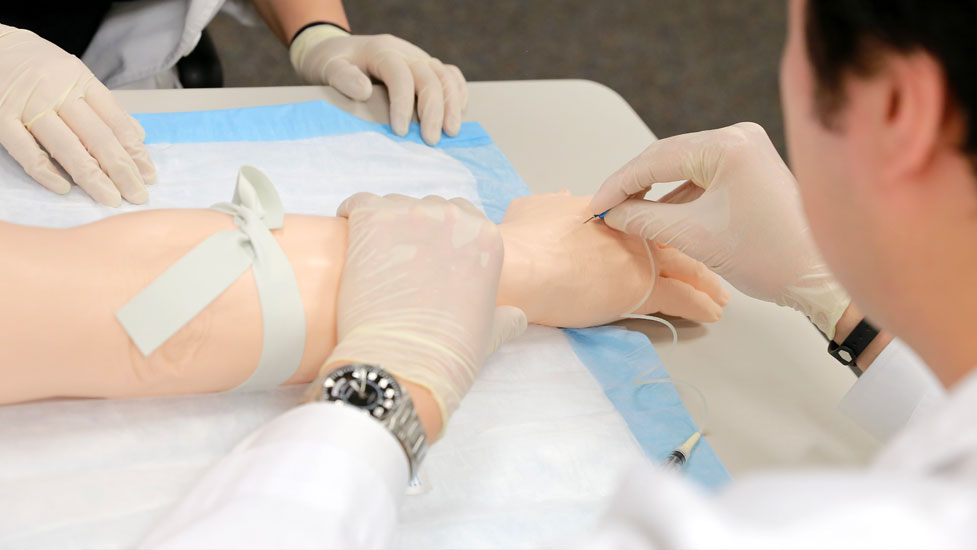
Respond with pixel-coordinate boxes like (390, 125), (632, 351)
(0, 193), (726, 404)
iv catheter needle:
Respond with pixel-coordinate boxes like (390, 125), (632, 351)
(583, 209), (611, 224)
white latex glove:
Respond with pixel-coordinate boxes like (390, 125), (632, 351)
(589, 122), (850, 339)
(290, 24), (468, 146)
(325, 193), (527, 428)
(0, 25), (156, 206)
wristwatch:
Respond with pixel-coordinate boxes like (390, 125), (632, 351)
(303, 363), (428, 478)
(827, 318), (879, 376)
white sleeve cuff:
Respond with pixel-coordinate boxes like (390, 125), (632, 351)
(838, 338), (946, 442)
(142, 403), (409, 549)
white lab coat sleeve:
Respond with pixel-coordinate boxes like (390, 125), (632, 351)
(140, 402), (409, 549)
(837, 337), (945, 441)
(572, 461), (974, 549)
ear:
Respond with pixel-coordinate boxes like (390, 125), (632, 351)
(871, 50), (947, 181)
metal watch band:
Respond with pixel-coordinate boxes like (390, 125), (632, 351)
(827, 318), (879, 375)
(305, 364), (428, 478)
(379, 389), (428, 477)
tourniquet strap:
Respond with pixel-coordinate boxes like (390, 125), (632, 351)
(115, 166), (306, 391)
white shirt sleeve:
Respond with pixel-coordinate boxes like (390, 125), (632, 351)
(838, 337), (946, 441)
(141, 403), (409, 549)
(572, 460), (974, 549)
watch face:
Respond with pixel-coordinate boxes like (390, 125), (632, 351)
(323, 364), (401, 419)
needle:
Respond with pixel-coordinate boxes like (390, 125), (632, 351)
(583, 209), (610, 224)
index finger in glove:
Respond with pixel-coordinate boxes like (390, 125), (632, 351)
(589, 129), (725, 216)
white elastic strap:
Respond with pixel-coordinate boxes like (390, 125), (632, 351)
(115, 166), (306, 391)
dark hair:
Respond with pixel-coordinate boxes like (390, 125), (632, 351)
(805, 0), (977, 154)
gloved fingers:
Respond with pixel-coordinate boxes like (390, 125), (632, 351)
(28, 112), (121, 206)
(644, 277), (723, 323)
(59, 98), (148, 204)
(85, 83), (156, 186)
(447, 196), (486, 218)
(652, 242), (730, 306)
(371, 51), (415, 137)
(602, 198), (706, 257)
(589, 130), (721, 215)
(658, 180), (705, 204)
(447, 64), (469, 109)
(409, 59), (445, 146)
(323, 57), (374, 101)
(336, 191), (382, 218)
(0, 118), (71, 194)
(430, 59), (463, 137)
(486, 305), (528, 356)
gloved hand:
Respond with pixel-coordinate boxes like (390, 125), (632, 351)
(589, 122), (850, 339)
(324, 193), (527, 433)
(290, 24), (468, 146)
(0, 25), (156, 206)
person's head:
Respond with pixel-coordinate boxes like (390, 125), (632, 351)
(781, 0), (977, 382)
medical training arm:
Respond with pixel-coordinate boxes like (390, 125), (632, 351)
(145, 195), (513, 548)
(0, 192), (725, 405)
(0, 25), (156, 206)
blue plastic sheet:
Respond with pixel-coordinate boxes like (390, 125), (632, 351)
(134, 100), (730, 487)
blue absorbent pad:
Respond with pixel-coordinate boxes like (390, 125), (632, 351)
(134, 100), (731, 488)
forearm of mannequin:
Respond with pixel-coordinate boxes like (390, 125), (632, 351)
(0, 211), (347, 404)
(252, 0), (350, 44)
(0, 212), (537, 405)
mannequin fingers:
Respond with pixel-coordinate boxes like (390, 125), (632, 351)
(431, 59), (462, 137)
(410, 59), (445, 146)
(447, 64), (469, 110)
(28, 112), (121, 206)
(0, 118), (71, 194)
(85, 83), (156, 185)
(59, 98), (148, 204)
(371, 52), (414, 137)
(487, 305), (528, 356)
(643, 278), (723, 323)
(323, 58), (374, 101)
(653, 242), (730, 306)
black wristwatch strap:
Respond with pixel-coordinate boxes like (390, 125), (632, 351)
(828, 318), (879, 375)
(290, 21), (350, 46)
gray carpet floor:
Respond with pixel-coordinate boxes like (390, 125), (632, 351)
(208, 1), (787, 153)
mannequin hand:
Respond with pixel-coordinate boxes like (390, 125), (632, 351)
(289, 24), (467, 146)
(499, 192), (728, 328)
(325, 193), (527, 434)
(589, 123), (849, 339)
(0, 25), (156, 206)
